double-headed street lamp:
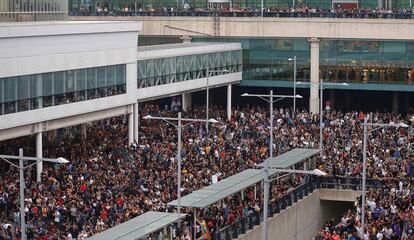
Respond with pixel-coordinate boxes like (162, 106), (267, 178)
(241, 91), (303, 240)
(143, 113), (218, 214)
(296, 81), (349, 151)
(288, 56), (297, 116)
(0, 149), (69, 240)
(359, 115), (408, 237)
(206, 68), (228, 135)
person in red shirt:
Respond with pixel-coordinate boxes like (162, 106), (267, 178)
(331, 231), (340, 240)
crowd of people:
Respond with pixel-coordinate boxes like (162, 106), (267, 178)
(0, 102), (413, 239)
(70, 4), (414, 19)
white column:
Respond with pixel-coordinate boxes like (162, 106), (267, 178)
(182, 93), (192, 112)
(309, 38), (320, 114)
(227, 84), (232, 120)
(36, 132), (43, 183)
(392, 92), (399, 113)
(128, 107), (134, 146)
(81, 123), (87, 139)
(133, 102), (139, 142)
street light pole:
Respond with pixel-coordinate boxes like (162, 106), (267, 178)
(361, 114), (368, 237)
(296, 81), (348, 151)
(177, 112), (182, 214)
(206, 67), (209, 136)
(0, 149), (69, 240)
(288, 56), (297, 116)
(205, 68), (228, 136)
(359, 118), (408, 237)
(19, 149), (25, 240)
(319, 82), (323, 151)
(263, 90), (274, 240)
(241, 92), (303, 240)
(143, 114), (218, 215)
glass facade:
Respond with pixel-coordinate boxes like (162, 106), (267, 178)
(320, 40), (414, 84)
(0, 65), (126, 115)
(193, 37), (414, 86)
(137, 50), (242, 88)
(193, 37), (310, 82)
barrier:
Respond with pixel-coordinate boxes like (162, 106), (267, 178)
(211, 176), (382, 240)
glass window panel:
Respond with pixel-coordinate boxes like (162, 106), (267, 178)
(87, 68), (96, 89)
(383, 42), (406, 53)
(293, 39), (308, 51)
(76, 69), (87, 91)
(66, 70), (75, 92)
(250, 39), (272, 50)
(360, 41), (380, 53)
(272, 40), (293, 51)
(107, 65), (117, 86)
(117, 65), (126, 85)
(18, 75), (31, 100)
(146, 60), (155, 77)
(54, 72), (65, 94)
(0, 79), (3, 103)
(43, 73), (53, 96)
(138, 61), (146, 79)
(97, 67), (107, 87)
(338, 41), (360, 52)
(4, 77), (17, 102)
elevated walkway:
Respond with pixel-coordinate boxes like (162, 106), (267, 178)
(69, 16), (414, 41)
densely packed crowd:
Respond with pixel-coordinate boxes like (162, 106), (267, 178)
(70, 5), (414, 19)
(0, 103), (413, 239)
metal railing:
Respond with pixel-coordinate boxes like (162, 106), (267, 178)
(69, 11), (414, 19)
(211, 176), (382, 240)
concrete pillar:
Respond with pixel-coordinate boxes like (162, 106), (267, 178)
(392, 92), (399, 113)
(36, 132), (42, 183)
(309, 38), (320, 114)
(81, 123), (87, 139)
(182, 93), (192, 112)
(227, 84), (232, 120)
(133, 102), (139, 142)
(128, 108), (134, 146)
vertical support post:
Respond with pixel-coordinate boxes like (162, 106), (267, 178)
(134, 102), (139, 143)
(128, 107), (133, 146)
(392, 92), (399, 113)
(361, 114), (368, 238)
(227, 84), (232, 120)
(193, 209), (197, 240)
(263, 90), (273, 240)
(320, 85), (323, 151)
(293, 56), (297, 116)
(309, 38), (320, 114)
(81, 124), (87, 140)
(261, 0), (264, 17)
(36, 132), (42, 183)
(206, 68), (209, 135)
(182, 93), (192, 112)
(177, 112), (182, 215)
(19, 148), (26, 240)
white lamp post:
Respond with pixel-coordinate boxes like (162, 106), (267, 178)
(288, 56), (297, 116)
(143, 113), (218, 215)
(296, 81), (348, 151)
(359, 115), (408, 237)
(241, 91), (303, 240)
(205, 68), (228, 135)
(0, 149), (69, 240)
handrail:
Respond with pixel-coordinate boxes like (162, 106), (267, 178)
(68, 11), (414, 20)
(211, 176), (383, 240)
